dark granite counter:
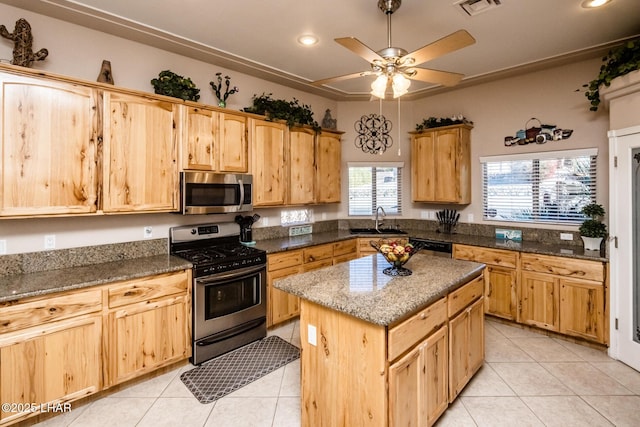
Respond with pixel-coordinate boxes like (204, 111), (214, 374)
(273, 253), (485, 326)
(0, 255), (192, 303)
(253, 228), (608, 262)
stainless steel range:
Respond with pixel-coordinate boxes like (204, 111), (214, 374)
(170, 222), (267, 365)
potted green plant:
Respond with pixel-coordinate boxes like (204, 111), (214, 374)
(243, 93), (320, 131)
(150, 70), (200, 102)
(583, 37), (640, 111)
(579, 203), (607, 251)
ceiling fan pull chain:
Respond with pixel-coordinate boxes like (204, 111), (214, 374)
(397, 98), (401, 156)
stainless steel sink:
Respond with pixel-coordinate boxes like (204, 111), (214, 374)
(349, 228), (408, 235)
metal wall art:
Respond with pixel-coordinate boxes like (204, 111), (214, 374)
(504, 117), (573, 147)
(354, 113), (392, 154)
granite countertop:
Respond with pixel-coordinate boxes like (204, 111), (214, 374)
(0, 255), (192, 303)
(273, 253), (485, 326)
(254, 229), (608, 262)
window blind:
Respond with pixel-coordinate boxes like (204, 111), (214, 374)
(348, 163), (403, 216)
(481, 149), (597, 224)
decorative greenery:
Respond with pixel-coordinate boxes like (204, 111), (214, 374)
(583, 37), (640, 111)
(415, 115), (473, 131)
(210, 72), (239, 106)
(150, 70), (200, 101)
(579, 203), (607, 238)
(243, 93), (320, 131)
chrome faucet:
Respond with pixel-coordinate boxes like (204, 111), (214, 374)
(375, 206), (386, 232)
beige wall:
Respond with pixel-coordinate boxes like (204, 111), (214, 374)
(0, 3), (610, 254)
(336, 58), (611, 230)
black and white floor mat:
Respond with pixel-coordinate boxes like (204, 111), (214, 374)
(180, 335), (300, 404)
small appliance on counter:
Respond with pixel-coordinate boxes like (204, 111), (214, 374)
(437, 209), (460, 234)
(235, 214), (261, 244)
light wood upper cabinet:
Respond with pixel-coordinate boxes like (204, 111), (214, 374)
(0, 73), (99, 217)
(316, 130), (342, 204)
(102, 91), (179, 213)
(288, 126), (316, 205)
(182, 106), (247, 172)
(411, 124), (472, 204)
(249, 118), (287, 207)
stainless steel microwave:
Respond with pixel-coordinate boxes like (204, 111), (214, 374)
(180, 172), (253, 214)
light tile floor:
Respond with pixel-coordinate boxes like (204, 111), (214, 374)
(32, 318), (640, 427)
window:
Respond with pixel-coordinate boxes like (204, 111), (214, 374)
(481, 149), (597, 225)
(348, 163), (403, 216)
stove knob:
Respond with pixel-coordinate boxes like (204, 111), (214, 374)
(190, 229), (197, 235)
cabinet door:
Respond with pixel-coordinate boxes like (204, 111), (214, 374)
(183, 106), (216, 170)
(107, 295), (189, 386)
(433, 128), (460, 203)
(268, 265), (303, 327)
(424, 326), (449, 426)
(0, 316), (102, 424)
(389, 342), (422, 427)
(218, 111), (248, 172)
(485, 265), (518, 320)
(468, 298), (485, 376)
(103, 91), (179, 212)
(0, 74), (99, 216)
(519, 271), (559, 331)
(449, 297), (484, 402)
(250, 119), (286, 206)
(560, 279), (605, 343)
(289, 127), (316, 205)
(411, 131), (436, 202)
(316, 130), (342, 203)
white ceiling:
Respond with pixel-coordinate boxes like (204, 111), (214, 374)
(2, 0), (639, 100)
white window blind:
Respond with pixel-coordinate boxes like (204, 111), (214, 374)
(348, 163), (403, 216)
(480, 149), (597, 225)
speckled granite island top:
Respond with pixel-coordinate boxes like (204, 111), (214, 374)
(273, 253), (484, 327)
(0, 255), (192, 303)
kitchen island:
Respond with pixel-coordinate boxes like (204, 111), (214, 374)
(273, 253), (486, 427)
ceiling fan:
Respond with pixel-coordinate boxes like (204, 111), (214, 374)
(311, 0), (476, 98)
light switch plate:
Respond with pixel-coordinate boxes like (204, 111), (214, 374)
(44, 235), (56, 249)
(0, 240), (6, 255)
(143, 226), (153, 239)
(560, 233), (573, 241)
(307, 324), (317, 346)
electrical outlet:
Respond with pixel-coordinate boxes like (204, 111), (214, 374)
(143, 226), (153, 239)
(467, 213), (474, 223)
(307, 324), (317, 346)
(560, 233), (573, 241)
(429, 210), (437, 220)
(0, 240), (6, 255)
(44, 235), (56, 250)
(421, 210), (429, 219)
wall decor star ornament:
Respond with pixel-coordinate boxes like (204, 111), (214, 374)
(354, 113), (393, 154)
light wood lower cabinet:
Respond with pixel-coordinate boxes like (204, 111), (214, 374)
(559, 278), (605, 343)
(299, 273), (484, 426)
(0, 269), (191, 425)
(519, 271), (560, 331)
(267, 240), (358, 327)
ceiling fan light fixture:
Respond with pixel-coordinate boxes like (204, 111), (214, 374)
(392, 73), (411, 98)
(371, 75), (388, 99)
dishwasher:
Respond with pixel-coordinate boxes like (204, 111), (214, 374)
(409, 238), (453, 258)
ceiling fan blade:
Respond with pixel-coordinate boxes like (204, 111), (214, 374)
(311, 71), (374, 87)
(409, 68), (465, 87)
(401, 30), (476, 66)
(335, 37), (384, 64)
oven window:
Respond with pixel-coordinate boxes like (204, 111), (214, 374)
(204, 276), (260, 319)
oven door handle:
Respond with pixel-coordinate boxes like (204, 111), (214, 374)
(195, 263), (265, 284)
(196, 317), (266, 347)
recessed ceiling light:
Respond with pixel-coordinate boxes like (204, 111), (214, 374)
(581, 0), (612, 8)
(297, 35), (318, 46)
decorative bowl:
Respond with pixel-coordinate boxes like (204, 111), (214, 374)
(370, 238), (420, 276)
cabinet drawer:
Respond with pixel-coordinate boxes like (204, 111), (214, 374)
(521, 253), (604, 282)
(388, 297), (447, 361)
(268, 250), (303, 271)
(0, 288), (102, 333)
(108, 271), (189, 309)
(303, 244), (333, 264)
(333, 239), (357, 257)
(448, 275), (484, 318)
(453, 244), (518, 268)
(304, 258), (333, 272)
